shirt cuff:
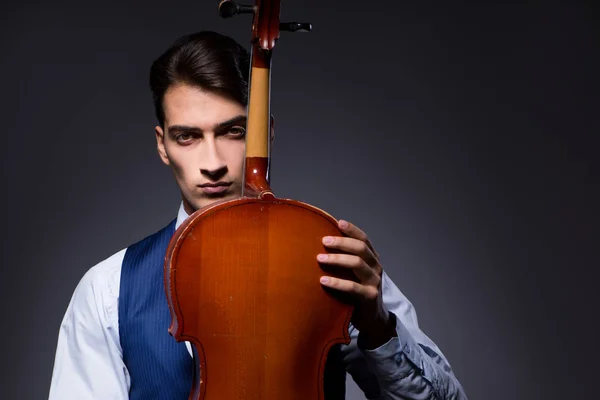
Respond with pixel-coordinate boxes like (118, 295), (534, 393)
(359, 312), (426, 381)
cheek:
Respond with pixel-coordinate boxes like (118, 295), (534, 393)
(166, 146), (198, 184)
(225, 142), (246, 173)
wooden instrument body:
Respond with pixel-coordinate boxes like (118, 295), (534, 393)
(165, 197), (355, 400)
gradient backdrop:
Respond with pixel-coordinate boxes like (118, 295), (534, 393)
(1, 1), (598, 399)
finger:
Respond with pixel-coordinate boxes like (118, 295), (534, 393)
(322, 235), (378, 266)
(319, 276), (379, 301)
(337, 219), (367, 240)
(317, 253), (374, 283)
(337, 219), (380, 259)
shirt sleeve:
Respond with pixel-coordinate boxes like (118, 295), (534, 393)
(48, 249), (130, 400)
(344, 272), (468, 399)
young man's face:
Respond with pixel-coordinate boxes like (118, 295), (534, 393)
(155, 83), (246, 214)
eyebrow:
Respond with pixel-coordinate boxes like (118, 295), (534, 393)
(167, 115), (247, 135)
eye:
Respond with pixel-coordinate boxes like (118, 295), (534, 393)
(227, 126), (246, 138)
(175, 133), (196, 144)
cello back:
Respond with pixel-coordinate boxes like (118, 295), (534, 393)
(165, 198), (354, 399)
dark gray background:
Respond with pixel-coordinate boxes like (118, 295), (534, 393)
(1, 1), (598, 399)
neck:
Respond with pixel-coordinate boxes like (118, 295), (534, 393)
(242, 43), (273, 199)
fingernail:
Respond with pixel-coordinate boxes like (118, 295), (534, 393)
(320, 277), (329, 284)
(323, 236), (333, 244)
(339, 220), (348, 229)
(317, 254), (327, 261)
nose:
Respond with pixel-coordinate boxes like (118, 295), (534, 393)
(199, 137), (228, 181)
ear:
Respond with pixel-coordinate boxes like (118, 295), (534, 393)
(155, 125), (170, 166)
(270, 114), (275, 144)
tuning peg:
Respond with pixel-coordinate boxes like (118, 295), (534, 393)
(280, 22), (312, 32)
(218, 0), (255, 18)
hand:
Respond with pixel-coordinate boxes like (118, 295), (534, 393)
(316, 219), (397, 348)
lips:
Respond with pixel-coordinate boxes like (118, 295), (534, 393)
(199, 182), (232, 194)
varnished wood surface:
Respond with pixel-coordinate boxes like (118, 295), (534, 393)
(165, 198), (355, 399)
(245, 54), (271, 158)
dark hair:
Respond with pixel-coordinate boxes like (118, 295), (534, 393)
(149, 31), (250, 127)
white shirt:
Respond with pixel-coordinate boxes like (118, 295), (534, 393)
(48, 202), (467, 399)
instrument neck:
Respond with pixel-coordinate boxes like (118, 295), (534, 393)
(243, 43), (273, 199)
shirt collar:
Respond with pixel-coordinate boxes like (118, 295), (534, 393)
(175, 201), (190, 230)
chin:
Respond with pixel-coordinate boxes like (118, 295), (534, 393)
(184, 190), (242, 214)
(194, 195), (234, 210)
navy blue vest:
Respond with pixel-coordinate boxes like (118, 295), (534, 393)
(119, 219), (347, 399)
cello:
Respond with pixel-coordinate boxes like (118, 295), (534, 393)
(164, 1), (356, 398)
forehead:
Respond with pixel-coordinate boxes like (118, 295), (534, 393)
(162, 84), (246, 128)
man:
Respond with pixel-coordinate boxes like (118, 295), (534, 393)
(49, 31), (467, 399)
